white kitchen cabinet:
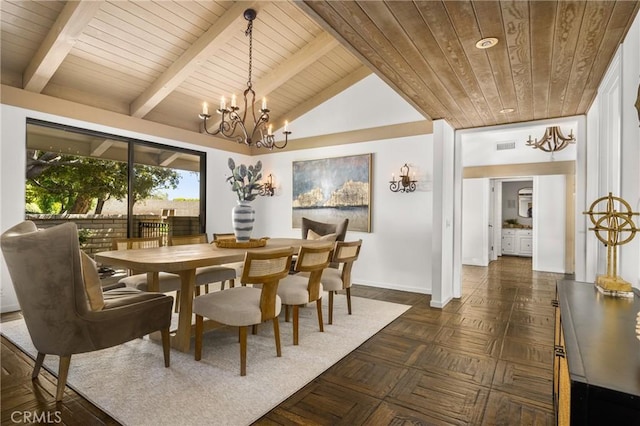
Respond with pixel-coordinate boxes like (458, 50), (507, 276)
(501, 229), (516, 255)
(501, 229), (532, 257)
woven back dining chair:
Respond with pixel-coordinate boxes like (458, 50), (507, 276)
(321, 239), (362, 324)
(193, 247), (294, 376)
(277, 243), (334, 345)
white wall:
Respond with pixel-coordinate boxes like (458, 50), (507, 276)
(579, 11), (640, 287)
(533, 175), (566, 273)
(431, 120), (456, 307)
(619, 12), (640, 288)
(253, 74), (434, 294)
(251, 74), (436, 294)
(290, 74), (424, 138)
(462, 178), (490, 266)
(1, 75), (435, 313)
(0, 106), (26, 312)
(255, 135), (433, 293)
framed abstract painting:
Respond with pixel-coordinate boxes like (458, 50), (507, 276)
(292, 153), (372, 232)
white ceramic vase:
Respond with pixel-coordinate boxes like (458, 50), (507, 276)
(232, 201), (255, 242)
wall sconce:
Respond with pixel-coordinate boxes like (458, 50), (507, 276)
(389, 164), (417, 193)
(259, 174), (275, 196)
(526, 126), (575, 153)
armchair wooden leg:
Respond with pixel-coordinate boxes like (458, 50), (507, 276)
(316, 299), (324, 332)
(32, 352), (45, 379)
(239, 326), (247, 376)
(292, 305), (299, 345)
(230, 279), (235, 288)
(221, 280), (225, 291)
(272, 318), (282, 357)
(285, 305), (291, 322)
(161, 328), (170, 367)
(252, 324), (258, 335)
(195, 315), (203, 361)
(346, 287), (352, 315)
(175, 290), (181, 313)
(328, 291), (334, 325)
(56, 355), (71, 402)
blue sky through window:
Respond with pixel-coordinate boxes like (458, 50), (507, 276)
(166, 170), (200, 200)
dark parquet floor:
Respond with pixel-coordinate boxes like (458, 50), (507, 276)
(1, 256), (562, 425)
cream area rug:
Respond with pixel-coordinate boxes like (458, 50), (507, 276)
(1, 294), (409, 426)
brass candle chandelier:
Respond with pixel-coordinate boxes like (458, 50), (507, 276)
(525, 126), (575, 153)
(199, 9), (290, 149)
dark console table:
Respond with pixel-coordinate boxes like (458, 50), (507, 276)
(553, 280), (640, 425)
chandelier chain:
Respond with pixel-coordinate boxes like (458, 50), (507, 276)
(246, 19), (253, 89)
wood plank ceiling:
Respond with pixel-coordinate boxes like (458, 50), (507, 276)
(1, 0), (638, 144)
(300, 0), (640, 129)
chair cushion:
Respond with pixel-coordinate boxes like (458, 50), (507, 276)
(79, 251), (105, 311)
(320, 268), (344, 291)
(277, 274), (323, 305)
(306, 229), (337, 242)
(119, 272), (182, 292)
(193, 287), (281, 327)
(195, 266), (237, 286)
(102, 286), (168, 309)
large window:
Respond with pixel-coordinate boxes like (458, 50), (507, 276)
(25, 119), (206, 254)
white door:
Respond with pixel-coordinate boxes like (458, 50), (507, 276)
(489, 181), (495, 261)
(490, 180), (503, 261)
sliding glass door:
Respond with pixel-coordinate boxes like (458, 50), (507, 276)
(25, 119), (206, 257)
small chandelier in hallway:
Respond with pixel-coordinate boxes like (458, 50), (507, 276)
(525, 126), (575, 154)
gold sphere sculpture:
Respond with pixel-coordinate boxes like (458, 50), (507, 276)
(584, 193), (639, 297)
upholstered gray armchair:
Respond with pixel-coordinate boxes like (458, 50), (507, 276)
(0, 221), (174, 401)
(301, 217), (349, 242)
(300, 217), (349, 269)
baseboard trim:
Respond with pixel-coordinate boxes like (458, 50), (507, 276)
(430, 295), (453, 309)
(355, 279), (431, 295)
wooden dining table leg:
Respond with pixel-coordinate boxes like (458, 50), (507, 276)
(171, 269), (196, 352)
(145, 271), (167, 343)
(146, 271), (160, 292)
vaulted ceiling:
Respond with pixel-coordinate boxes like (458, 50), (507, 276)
(2, 1), (638, 145)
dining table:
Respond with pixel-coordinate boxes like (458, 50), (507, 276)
(95, 237), (331, 353)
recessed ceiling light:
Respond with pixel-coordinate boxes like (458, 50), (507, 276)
(500, 108), (515, 113)
(476, 37), (498, 49)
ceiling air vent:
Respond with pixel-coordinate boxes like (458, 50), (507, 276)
(496, 141), (516, 151)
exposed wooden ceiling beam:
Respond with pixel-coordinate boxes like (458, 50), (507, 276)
(90, 140), (113, 157)
(255, 32), (339, 97)
(254, 119), (432, 154)
(130, 1), (256, 118)
(23, 0), (104, 93)
(159, 152), (180, 167)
